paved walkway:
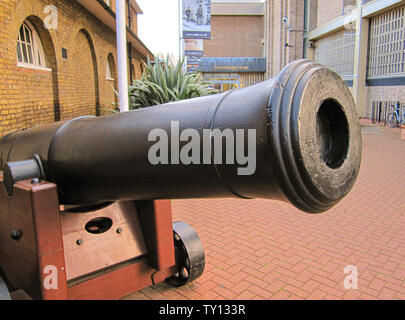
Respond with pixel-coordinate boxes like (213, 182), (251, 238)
(125, 121), (405, 300)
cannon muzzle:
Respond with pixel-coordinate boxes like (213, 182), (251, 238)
(0, 60), (362, 213)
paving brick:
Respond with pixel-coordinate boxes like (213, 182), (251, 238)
(295, 269), (314, 283)
(235, 290), (257, 300)
(378, 288), (397, 300)
(283, 285), (308, 298)
(302, 279), (321, 293)
(230, 281), (252, 295)
(369, 278), (386, 292)
(343, 289), (362, 300)
(265, 280), (287, 294)
(307, 289), (327, 300)
(271, 289), (291, 300)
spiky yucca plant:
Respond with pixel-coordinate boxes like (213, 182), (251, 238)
(129, 56), (217, 109)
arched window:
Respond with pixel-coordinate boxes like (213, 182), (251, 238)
(106, 59), (114, 80)
(17, 20), (47, 68)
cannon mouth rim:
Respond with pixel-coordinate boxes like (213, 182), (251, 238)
(267, 59), (362, 213)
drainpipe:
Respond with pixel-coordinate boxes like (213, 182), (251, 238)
(128, 42), (133, 84)
(116, 0), (129, 112)
(178, 0), (182, 61)
(127, 0), (132, 29)
(303, 0), (309, 58)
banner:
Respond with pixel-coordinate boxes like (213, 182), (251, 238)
(184, 39), (204, 57)
(182, 0), (211, 39)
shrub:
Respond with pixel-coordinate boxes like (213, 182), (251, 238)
(129, 56), (217, 109)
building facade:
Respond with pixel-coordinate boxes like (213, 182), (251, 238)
(264, 0), (405, 118)
(0, 0), (152, 137)
(199, 0), (266, 92)
(307, 0), (405, 118)
(264, 0), (306, 78)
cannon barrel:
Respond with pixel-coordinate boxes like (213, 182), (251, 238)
(0, 60), (362, 213)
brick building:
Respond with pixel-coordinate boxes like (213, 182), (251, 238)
(200, 0), (266, 92)
(265, 0), (405, 118)
(264, 0), (306, 78)
(0, 0), (152, 137)
(307, 0), (405, 118)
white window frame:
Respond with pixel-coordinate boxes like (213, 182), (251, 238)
(367, 6), (405, 79)
(106, 59), (115, 81)
(17, 20), (51, 71)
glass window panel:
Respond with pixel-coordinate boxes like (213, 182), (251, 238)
(37, 50), (42, 66)
(17, 43), (23, 62)
(27, 44), (33, 64)
(25, 26), (32, 45)
(106, 61), (112, 79)
(19, 26), (25, 42)
(21, 43), (28, 63)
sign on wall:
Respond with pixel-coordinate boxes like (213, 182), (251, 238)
(182, 0), (211, 39)
(184, 39), (204, 56)
(186, 56), (202, 72)
(184, 39), (204, 72)
(200, 57), (267, 73)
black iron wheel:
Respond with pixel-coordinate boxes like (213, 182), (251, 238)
(166, 221), (205, 287)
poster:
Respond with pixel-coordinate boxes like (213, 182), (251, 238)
(184, 39), (204, 56)
(182, 0), (211, 39)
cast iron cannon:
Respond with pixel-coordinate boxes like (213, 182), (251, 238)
(0, 60), (361, 299)
(0, 59), (361, 213)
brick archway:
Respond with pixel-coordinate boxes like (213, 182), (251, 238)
(11, 15), (61, 128)
(25, 15), (61, 122)
(72, 29), (101, 117)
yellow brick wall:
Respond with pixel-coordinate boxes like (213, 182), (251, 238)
(70, 30), (98, 117)
(0, 0), (146, 137)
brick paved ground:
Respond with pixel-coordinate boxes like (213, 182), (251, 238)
(125, 121), (405, 300)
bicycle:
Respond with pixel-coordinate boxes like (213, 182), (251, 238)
(387, 101), (405, 128)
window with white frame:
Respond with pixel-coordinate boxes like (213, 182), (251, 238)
(367, 7), (405, 78)
(106, 60), (114, 80)
(17, 20), (47, 69)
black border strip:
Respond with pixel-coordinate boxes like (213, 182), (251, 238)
(344, 80), (353, 87)
(366, 77), (405, 87)
(344, 77), (405, 87)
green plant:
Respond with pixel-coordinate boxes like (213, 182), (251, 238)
(128, 56), (217, 109)
(103, 83), (120, 114)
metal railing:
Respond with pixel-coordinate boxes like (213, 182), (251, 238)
(371, 100), (405, 125)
